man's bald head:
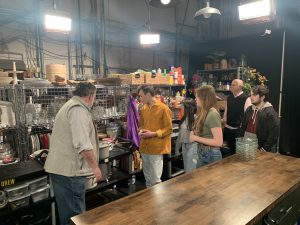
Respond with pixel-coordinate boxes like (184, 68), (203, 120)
(230, 79), (244, 95)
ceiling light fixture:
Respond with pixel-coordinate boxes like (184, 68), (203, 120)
(161, 0), (171, 4)
(140, 0), (160, 45)
(140, 34), (160, 45)
(44, 14), (72, 33)
(238, 0), (271, 21)
(149, 0), (181, 8)
(194, 1), (221, 20)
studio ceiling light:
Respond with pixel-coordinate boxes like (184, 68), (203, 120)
(140, 33), (160, 45)
(140, 0), (160, 45)
(44, 14), (72, 33)
(238, 0), (271, 20)
(194, 1), (221, 20)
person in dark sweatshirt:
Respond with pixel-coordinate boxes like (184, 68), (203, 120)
(238, 85), (279, 152)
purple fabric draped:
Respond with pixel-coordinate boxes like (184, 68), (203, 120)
(126, 95), (140, 148)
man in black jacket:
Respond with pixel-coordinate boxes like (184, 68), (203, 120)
(239, 85), (279, 152)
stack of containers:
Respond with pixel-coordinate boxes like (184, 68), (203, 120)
(27, 176), (49, 203)
(5, 183), (30, 210)
(4, 176), (49, 210)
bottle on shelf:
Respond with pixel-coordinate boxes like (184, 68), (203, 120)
(25, 96), (35, 124)
(157, 68), (162, 76)
(226, 82), (230, 91)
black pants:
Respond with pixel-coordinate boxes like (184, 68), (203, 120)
(223, 127), (238, 154)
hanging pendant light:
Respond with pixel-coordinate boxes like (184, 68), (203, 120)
(194, 1), (221, 20)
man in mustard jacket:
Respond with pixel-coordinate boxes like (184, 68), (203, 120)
(137, 85), (172, 187)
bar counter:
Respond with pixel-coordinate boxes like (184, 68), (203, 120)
(71, 152), (300, 225)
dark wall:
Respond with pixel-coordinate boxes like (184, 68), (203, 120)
(189, 30), (283, 111)
(279, 28), (300, 156)
(189, 27), (300, 156)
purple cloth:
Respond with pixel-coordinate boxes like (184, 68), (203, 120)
(126, 95), (140, 148)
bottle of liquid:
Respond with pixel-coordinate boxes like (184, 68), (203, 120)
(25, 96), (35, 124)
(226, 82), (230, 90)
(181, 89), (187, 97)
(157, 68), (162, 76)
(169, 75), (174, 85)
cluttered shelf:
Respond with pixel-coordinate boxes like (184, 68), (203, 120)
(0, 196), (54, 218)
(85, 167), (130, 196)
(129, 84), (185, 87)
(198, 67), (240, 73)
(99, 145), (131, 163)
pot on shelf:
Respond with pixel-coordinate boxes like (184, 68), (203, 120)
(99, 141), (112, 160)
(85, 175), (97, 190)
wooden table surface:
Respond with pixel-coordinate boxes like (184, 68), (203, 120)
(71, 152), (300, 225)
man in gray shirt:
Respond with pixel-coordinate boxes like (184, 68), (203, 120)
(45, 82), (102, 225)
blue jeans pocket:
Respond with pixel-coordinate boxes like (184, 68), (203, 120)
(197, 147), (222, 168)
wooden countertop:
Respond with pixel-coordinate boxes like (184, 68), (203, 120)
(71, 153), (300, 225)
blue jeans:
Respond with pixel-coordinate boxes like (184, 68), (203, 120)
(49, 173), (86, 225)
(141, 153), (163, 187)
(196, 146), (222, 168)
(182, 142), (198, 173)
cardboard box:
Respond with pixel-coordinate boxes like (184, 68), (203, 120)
(144, 72), (159, 84)
(158, 74), (170, 85)
(108, 73), (145, 85)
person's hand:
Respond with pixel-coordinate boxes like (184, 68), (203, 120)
(140, 129), (155, 139)
(93, 166), (102, 183)
(139, 129), (146, 139)
(190, 131), (196, 143)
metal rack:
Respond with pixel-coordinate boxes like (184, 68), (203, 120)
(10, 84), (130, 161)
(0, 86), (20, 161)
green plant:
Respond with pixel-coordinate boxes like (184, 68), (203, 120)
(242, 67), (268, 94)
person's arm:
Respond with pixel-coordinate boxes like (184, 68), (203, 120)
(244, 97), (252, 112)
(80, 150), (102, 182)
(262, 109), (280, 151)
(68, 106), (102, 182)
(190, 128), (223, 147)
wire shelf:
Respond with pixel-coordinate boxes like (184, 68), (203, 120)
(11, 84), (130, 160)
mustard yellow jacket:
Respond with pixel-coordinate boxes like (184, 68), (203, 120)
(139, 101), (172, 154)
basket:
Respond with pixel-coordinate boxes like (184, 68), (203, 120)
(45, 64), (67, 82)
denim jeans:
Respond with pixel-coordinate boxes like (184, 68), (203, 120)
(141, 153), (163, 188)
(196, 146), (222, 168)
(182, 142), (198, 173)
(49, 173), (86, 225)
